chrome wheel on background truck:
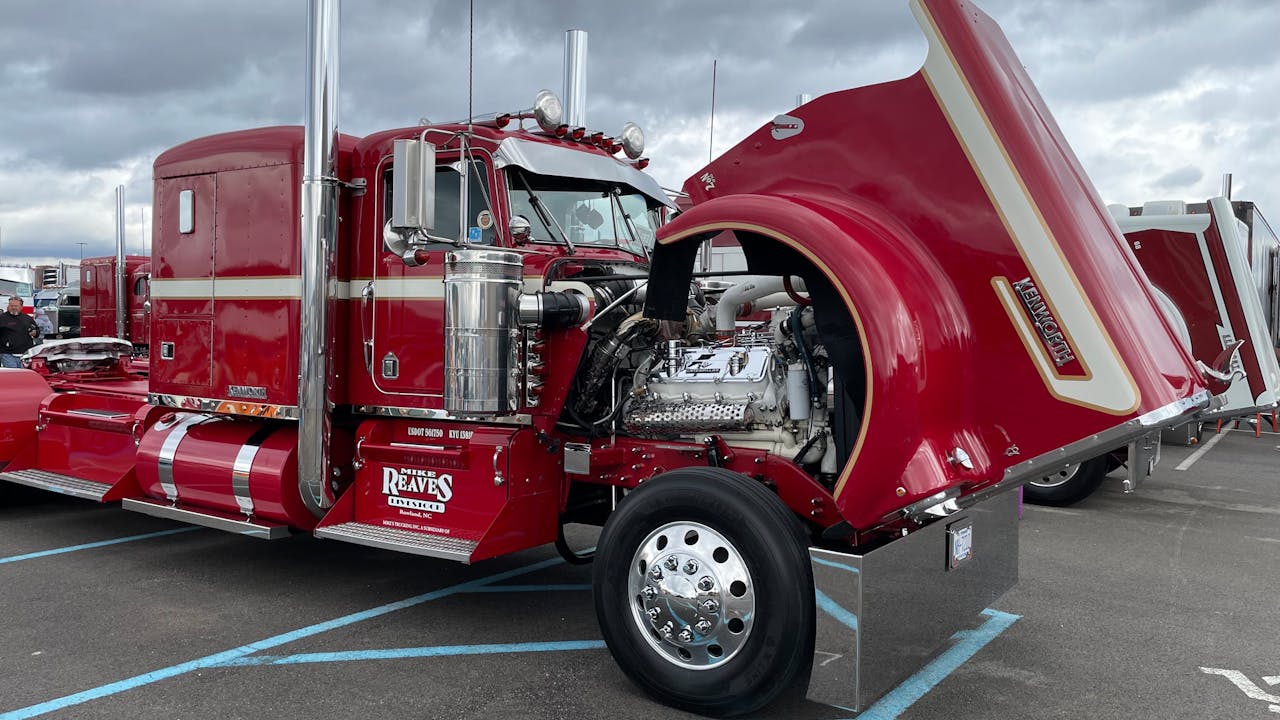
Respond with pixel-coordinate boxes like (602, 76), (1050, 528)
(592, 468), (814, 717)
(1024, 455), (1111, 506)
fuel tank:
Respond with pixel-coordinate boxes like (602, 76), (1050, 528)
(135, 414), (320, 530)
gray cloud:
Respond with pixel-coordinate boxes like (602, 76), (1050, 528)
(1, 0), (1278, 264)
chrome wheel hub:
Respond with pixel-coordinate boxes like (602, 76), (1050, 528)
(628, 521), (754, 669)
(1031, 462), (1081, 488)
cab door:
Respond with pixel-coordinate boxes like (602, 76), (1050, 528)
(369, 157), (497, 401)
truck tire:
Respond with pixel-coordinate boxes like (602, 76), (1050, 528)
(592, 467), (813, 717)
(1024, 455), (1110, 506)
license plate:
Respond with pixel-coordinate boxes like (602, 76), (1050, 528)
(947, 518), (973, 570)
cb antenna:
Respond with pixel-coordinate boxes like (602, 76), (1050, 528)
(708, 58), (718, 164)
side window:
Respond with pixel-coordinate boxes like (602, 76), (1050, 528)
(179, 189), (195, 234)
(384, 160), (494, 245)
(134, 276), (149, 297)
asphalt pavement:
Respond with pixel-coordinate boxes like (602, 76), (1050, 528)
(1, 426), (1276, 719)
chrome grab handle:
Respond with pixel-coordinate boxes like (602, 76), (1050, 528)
(361, 281), (375, 373)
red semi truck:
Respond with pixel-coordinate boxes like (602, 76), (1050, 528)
(79, 255), (151, 353)
(0, 0), (1208, 715)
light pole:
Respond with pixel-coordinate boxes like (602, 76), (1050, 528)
(77, 242), (86, 262)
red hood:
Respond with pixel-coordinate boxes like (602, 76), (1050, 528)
(658, 0), (1207, 530)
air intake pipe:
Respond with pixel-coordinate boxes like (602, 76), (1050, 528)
(298, 0), (340, 518)
(444, 250), (590, 416)
(114, 185), (128, 341)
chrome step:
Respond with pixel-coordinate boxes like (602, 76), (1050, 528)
(122, 498), (292, 540)
(315, 522), (477, 563)
(0, 469), (112, 501)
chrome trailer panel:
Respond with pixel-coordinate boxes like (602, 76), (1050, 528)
(807, 488), (1019, 711)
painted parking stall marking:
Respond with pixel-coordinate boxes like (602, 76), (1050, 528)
(0, 527), (201, 565)
(1200, 667), (1280, 714)
(0, 542), (1018, 720)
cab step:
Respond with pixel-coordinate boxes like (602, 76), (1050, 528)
(0, 469), (113, 501)
(122, 497), (292, 540)
(314, 522), (479, 563)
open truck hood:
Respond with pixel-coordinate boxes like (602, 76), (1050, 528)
(1120, 198), (1280, 417)
(657, 0), (1207, 532)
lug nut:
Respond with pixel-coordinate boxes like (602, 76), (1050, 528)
(695, 619), (713, 633)
(701, 599), (719, 614)
(698, 576), (714, 592)
(683, 559), (698, 575)
(646, 607), (661, 621)
(677, 629), (694, 643)
(642, 586), (658, 600)
(664, 556), (679, 571)
(660, 621), (674, 638)
(650, 567), (663, 580)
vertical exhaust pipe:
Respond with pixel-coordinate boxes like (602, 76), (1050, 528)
(563, 29), (587, 129)
(298, 0), (340, 517)
(114, 184), (127, 340)
(1221, 173), (1233, 200)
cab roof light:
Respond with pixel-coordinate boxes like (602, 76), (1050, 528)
(570, 127), (587, 141)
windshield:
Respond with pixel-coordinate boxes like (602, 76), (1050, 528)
(507, 169), (659, 256)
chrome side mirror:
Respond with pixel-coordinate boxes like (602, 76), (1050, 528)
(510, 215), (533, 243)
(391, 138), (436, 233)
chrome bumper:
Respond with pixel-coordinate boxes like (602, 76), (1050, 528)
(806, 488), (1020, 711)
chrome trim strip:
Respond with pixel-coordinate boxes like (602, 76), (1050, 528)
(149, 393), (300, 420)
(964, 391), (1209, 510)
(157, 414), (207, 503)
(350, 404), (532, 425)
(231, 435), (268, 517)
(122, 498), (292, 540)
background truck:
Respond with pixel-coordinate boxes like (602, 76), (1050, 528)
(0, 0), (1208, 715)
(1024, 194), (1280, 505)
(79, 254), (151, 354)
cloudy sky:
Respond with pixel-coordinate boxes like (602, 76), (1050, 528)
(0, 0), (1277, 267)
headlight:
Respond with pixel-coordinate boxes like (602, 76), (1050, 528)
(59, 326), (72, 332)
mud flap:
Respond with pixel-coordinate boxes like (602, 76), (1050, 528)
(806, 489), (1019, 711)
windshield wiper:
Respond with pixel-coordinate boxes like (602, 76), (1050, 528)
(609, 186), (649, 262)
(514, 171), (575, 255)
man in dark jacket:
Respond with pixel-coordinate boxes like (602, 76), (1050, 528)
(1, 296), (40, 368)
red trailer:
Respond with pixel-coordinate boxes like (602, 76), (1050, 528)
(0, 0), (1208, 714)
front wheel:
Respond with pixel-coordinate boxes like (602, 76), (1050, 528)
(1024, 455), (1110, 506)
(592, 467), (814, 717)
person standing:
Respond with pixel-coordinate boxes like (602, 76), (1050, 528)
(0, 296), (40, 368)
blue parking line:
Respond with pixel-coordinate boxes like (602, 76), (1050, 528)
(816, 588), (859, 631)
(214, 640), (607, 667)
(849, 609), (1021, 720)
(0, 556), (565, 720)
(0, 527), (201, 565)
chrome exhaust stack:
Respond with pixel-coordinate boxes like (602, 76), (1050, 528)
(563, 30), (587, 129)
(114, 184), (127, 341)
(298, 0), (340, 517)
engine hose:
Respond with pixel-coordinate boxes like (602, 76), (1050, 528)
(555, 522), (595, 565)
(792, 431), (824, 465)
(789, 309), (822, 404)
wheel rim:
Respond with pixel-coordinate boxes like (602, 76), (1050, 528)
(1031, 462), (1081, 489)
(627, 521), (755, 670)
